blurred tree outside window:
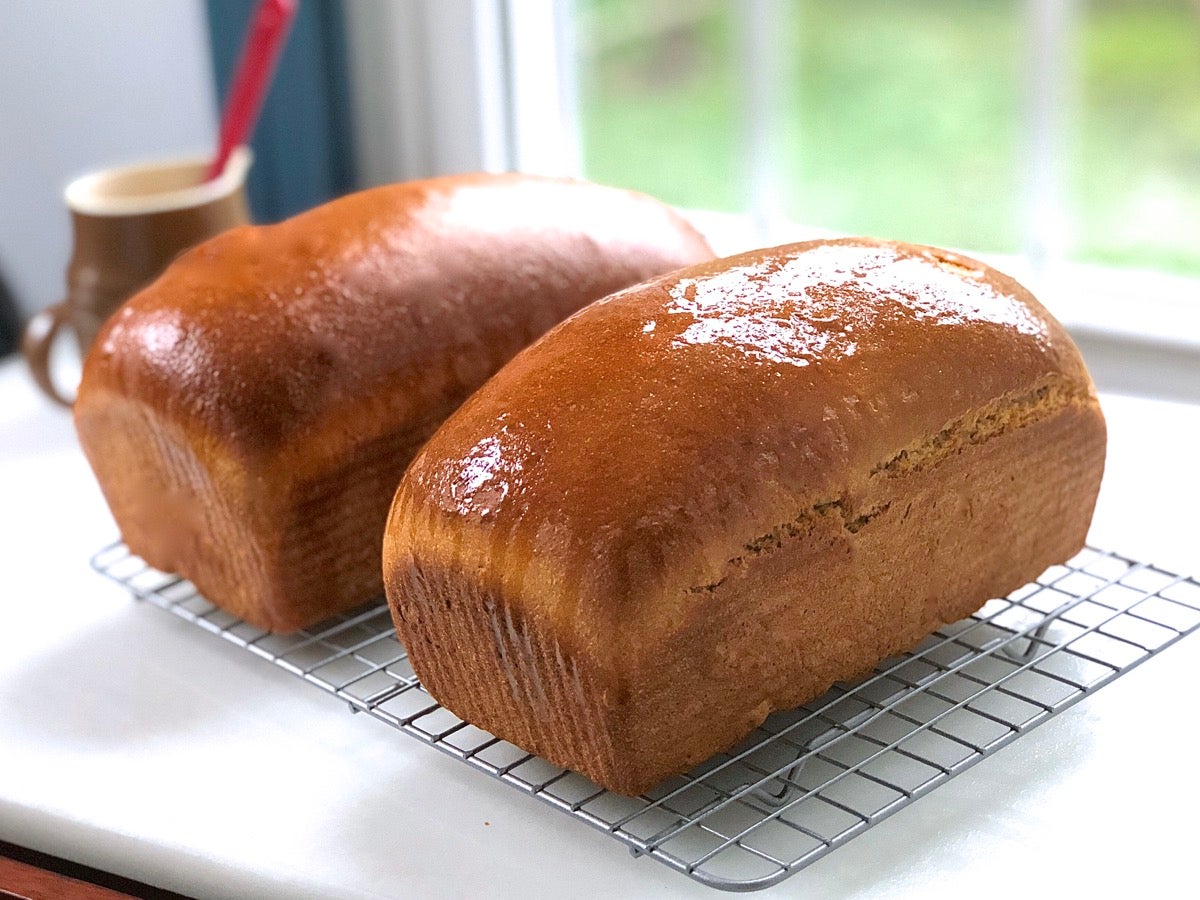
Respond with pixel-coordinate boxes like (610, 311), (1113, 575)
(572, 0), (1200, 279)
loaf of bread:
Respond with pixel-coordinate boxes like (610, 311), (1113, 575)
(384, 237), (1107, 796)
(75, 173), (713, 631)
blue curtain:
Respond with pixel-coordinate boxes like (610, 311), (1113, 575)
(205, 0), (358, 223)
(0, 271), (18, 356)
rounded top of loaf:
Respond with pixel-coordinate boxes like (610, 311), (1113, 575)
(74, 172), (712, 470)
(386, 237), (1100, 654)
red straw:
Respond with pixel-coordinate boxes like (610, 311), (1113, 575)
(206, 0), (297, 181)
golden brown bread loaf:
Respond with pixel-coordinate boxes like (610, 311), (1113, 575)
(74, 173), (713, 631)
(383, 237), (1107, 796)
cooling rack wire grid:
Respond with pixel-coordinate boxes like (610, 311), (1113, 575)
(92, 542), (1200, 892)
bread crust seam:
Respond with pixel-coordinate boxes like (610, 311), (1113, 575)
(687, 376), (1094, 597)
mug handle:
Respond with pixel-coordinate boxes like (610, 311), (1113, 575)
(21, 302), (75, 407)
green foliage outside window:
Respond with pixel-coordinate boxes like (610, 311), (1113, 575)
(575, 0), (1200, 277)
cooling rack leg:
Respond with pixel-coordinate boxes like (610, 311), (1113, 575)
(753, 758), (809, 808)
(1002, 617), (1056, 662)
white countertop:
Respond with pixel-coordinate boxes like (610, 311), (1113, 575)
(1, 354), (1198, 899)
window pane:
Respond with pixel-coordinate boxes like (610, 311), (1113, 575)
(572, 0), (1024, 253)
(574, 1), (742, 211)
(1072, 0), (1200, 277)
(783, 0), (1023, 254)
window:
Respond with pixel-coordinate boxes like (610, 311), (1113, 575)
(347, 0), (1200, 400)
(569, 0), (1200, 281)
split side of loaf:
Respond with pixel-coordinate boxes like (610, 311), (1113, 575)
(75, 173), (713, 631)
(383, 237), (1107, 796)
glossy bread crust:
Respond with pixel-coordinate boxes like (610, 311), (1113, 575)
(384, 237), (1107, 795)
(75, 173), (714, 631)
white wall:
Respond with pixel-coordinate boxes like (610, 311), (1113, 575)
(0, 0), (217, 319)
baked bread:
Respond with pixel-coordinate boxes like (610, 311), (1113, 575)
(383, 237), (1107, 796)
(75, 173), (713, 631)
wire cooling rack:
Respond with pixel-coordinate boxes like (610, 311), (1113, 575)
(92, 543), (1200, 892)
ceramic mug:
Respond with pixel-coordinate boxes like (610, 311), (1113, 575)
(22, 147), (252, 405)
